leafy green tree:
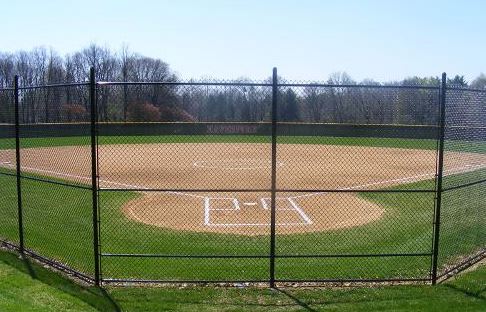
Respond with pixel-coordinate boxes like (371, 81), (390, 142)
(447, 75), (468, 87)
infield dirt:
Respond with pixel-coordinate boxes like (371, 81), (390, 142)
(1, 143), (485, 235)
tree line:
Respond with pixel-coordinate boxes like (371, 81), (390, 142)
(0, 45), (485, 125)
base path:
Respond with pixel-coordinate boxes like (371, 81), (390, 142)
(1, 143), (485, 235)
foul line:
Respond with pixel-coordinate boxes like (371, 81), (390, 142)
(0, 161), (206, 199)
(2, 162), (484, 200)
(289, 163), (486, 200)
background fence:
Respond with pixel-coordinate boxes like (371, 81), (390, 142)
(0, 68), (484, 287)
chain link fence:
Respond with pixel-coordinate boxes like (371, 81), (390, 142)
(438, 86), (486, 279)
(0, 68), (484, 286)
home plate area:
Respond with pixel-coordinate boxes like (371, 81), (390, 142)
(204, 196), (312, 227)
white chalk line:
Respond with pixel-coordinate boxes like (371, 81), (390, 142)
(204, 197), (210, 225)
(204, 197), (241, 226)
(1, 160), (486, 228)
(2, 162), (484, 200)
(289, 163), (486, 200)
(0, 161), (305, 227)
(261, 198), (269, 210)
(204, 197), (240, 211)
(0, 161), (206, 199)
(207, 222), (308, 227)
(288, 198), (313, 225)
(206, 197), (311, 227)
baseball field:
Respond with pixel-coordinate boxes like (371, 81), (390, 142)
(0, 135), (485, 282)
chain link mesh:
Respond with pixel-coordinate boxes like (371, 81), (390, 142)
(0, 88), (18, 245)
(439, 88), (486, 276)
(15, 84), (94, 276)
(273, 84), (440, 281)
(0, 76), (484, 285)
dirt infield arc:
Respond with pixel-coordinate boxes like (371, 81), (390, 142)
(1, 143), (485, 235)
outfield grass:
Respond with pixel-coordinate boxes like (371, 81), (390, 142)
(0, 248), (485, 311)
(0, 135), (484, 282)
(1, 135), (484, 154)
(0, 135), (438, 151)
(0, 163), (484, 282)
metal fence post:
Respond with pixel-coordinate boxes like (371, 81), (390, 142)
(14, 75), (24, 254)
(269, 67), (278, 287)
(89, 67), (101, 286)
(431, 72), (447, 285)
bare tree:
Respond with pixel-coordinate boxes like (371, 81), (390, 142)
(471, 73), (486, 89)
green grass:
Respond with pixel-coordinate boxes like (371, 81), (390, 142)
(1, 135), (484, 153)
(0, 247), (485, 311)
(0, 168), (484, 282)
(0, 135), (438, 150)
(0, 251), (97, 311)
(0, 135), (484, 282)
(0, 249), (117, 311)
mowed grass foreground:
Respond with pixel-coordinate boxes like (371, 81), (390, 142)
(0, 248), (485, 311)
(0, 135), (484, 281)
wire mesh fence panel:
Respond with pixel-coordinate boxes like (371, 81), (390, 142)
(442, 88), (486, 189)
(438, 184), (486, 275)
(0, 88), (18, 244)
(275, 256), (432, 282)
(439, 88), (486, 275)
(274, 84), (440, 281)
(97, 82), (274, 282)
(17, 84), (95, 277)
(1, 71), (483, 286)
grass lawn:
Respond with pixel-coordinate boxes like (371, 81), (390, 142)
(0, 135), (441, 151)
(0, 247), (484, 311)
(0, 135), (484, 282)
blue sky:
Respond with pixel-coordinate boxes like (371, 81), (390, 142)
(2, 0), (485, 82)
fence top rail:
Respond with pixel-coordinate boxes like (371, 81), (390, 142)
(18, 82), (89, 90)
(278, 83), (441, 90)
(10, 80), (486, 94)
(96, 80), (443, 90)
(3, 121), (441, 127)
(446, 86), (486, 93)
(97, 81), (273, 87)
(12, 81), (485, 93)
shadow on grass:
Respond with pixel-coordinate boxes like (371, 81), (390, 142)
(273, 288), (318, 312)
(0, 249), (120, 311)
(444, 284), (486, 301)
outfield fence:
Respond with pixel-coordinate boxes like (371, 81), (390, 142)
(0, 68), (484, 287)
